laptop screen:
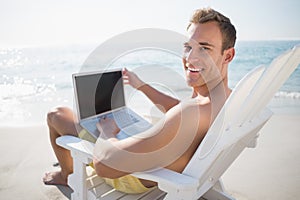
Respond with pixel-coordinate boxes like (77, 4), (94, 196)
(74, 70), (125, 120)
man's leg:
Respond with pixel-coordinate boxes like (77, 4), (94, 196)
(43, 106), (81, 185)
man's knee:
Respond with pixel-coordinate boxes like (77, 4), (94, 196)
(47, 107), (71, 125)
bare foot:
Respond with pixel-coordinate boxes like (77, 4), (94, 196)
(43, 171), (68, 186)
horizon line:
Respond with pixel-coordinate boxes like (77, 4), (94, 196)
(1, 38), (300, 49)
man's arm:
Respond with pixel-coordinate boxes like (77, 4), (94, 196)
(93, 100), (209, 179)
(123, 68), (180, 113)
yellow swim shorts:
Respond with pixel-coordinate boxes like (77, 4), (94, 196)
(78, 128), (97, 143)
(78, 129), (152, 194)
(104, 175), (150, 194)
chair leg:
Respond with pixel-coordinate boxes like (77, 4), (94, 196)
(202, 180), (235, 200)
(68, 157), (88, 200)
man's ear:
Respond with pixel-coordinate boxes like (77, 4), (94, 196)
(224, 47), (235, 64)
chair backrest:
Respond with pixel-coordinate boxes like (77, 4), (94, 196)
(182, 45), (300, 197)
(183, 65), (266, 177)
(236, 45), (300, 125)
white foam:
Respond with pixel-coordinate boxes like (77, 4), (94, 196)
(274, 91), (300, 99)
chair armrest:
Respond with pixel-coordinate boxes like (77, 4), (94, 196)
(56, 135), (94, 163)
(56, 135), (199, 190)
(57, 135), (199, 198)
(133, 169), (198, 192)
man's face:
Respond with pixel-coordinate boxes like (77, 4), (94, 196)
(182, 22), (226, 89)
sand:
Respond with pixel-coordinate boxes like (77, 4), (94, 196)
(0, 113), (299, 200)
(0, 125), (70, 200)
(223, 114), (300, 200)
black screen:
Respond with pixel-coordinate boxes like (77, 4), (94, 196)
(74, 70), (125, 119)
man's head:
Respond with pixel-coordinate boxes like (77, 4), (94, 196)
(183, 8), (236, 90)
(187, 8), (236, 53)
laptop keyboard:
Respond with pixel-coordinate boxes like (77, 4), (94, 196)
(112, 110), (139, 128)
(82, 109), (151, 139)
(97, 110), (139, 129)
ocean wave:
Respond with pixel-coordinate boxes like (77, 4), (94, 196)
(274, 91), (300, 99)
(0, 81), (56, 100)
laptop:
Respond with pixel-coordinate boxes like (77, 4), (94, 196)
(73, 68), (152, 140)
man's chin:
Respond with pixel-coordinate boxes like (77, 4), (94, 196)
(186, 79), (222, 90)
(186, 80), (205, 88)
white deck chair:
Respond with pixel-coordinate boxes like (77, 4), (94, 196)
(56, 45), (300, 200)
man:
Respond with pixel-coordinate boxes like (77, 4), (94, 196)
(43, 7), (236, 194)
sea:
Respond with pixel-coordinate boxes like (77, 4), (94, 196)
(0, 40), (300, 126)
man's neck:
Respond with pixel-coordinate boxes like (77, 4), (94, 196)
(192, 77), (230, 100)
(191, 79), (231, 122)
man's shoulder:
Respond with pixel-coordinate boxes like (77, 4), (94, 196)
(178, 98), (212, 110)
(168, 98), (212, 123)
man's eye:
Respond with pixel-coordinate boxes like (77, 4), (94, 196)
(184, 46), (192, 52)
(200, 46), (209, 51)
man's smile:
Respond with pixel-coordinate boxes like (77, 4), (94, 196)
(185, 65), (205, 73)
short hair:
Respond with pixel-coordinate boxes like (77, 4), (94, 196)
(187, 8), (236, 52)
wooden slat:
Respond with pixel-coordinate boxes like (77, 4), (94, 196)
(156, 192), (167, 200)
(139, 188), (166, 200)
(89, 181), (115, 198)
(99, 189), (127, 200)
(118, 191), (153, 200)
(87, 174), (106, 189)
(118, 187), (161, 200)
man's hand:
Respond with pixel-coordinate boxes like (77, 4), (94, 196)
(96, 118), (120, 140)
(123, 68), (180, 113)
(123, 68), (145, 90)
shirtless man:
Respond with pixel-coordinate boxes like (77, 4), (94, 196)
(43, 8), (236, 193)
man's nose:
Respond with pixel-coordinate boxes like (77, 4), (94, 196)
(186, 49), (200, 64)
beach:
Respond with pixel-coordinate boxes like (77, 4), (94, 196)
(1, 0), (300, 198)
(0, 107), (299, 200)
(223, 113), (300, 200)
(0, 41), (299, 199)
(0, 125), (71, 200)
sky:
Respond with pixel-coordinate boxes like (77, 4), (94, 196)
(0, 0), (300, 47)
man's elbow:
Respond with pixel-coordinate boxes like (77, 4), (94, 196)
(93, 158), (125, 179)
